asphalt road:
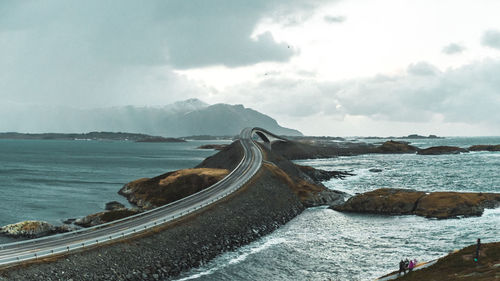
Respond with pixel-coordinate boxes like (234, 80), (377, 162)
(0, 127), (271, 267)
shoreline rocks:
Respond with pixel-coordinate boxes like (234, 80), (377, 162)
(0, 221), (72, 238)
(105, 201), (126, 211)
(373, 140), (419, 154)
(332, 188), (500, 219)
(74, 209), (140, 228)
(418, 146), (468, 155)
(468, 144), (500, 151)
(197, 144), (228, 150)
(296, 165), (355, 181)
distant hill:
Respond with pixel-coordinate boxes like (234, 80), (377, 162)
(3, 99), (302, 137)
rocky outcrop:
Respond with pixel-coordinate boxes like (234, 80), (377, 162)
(296, 165), (354, 181)
(373, 140), (420, 154)
(333, 188), (425, 215)
(197, 144), (228, 150)
(271, 139), (419, 160)
(119, 168), (229, 209)
(418, 146), (468, 155)
(0, 221), (71, 238)
(196, 141), (243, 171)
(105, 201), (126, 211)
(413, 192), (500, 218)
(332, 188), (500, 219)
(301, 190), (347, 208)
(468, 144), (500, 151)
(74, 209), (140, 228)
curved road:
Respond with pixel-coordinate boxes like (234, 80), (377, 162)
(0, 127), (277, 267)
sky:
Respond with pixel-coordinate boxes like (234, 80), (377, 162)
(1, 0), (500, 136)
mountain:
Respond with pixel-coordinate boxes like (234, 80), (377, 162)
(2, 99), (302, 137)
(165, 103), (302, 136)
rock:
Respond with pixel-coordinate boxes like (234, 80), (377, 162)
(301, 190), (348, 208)
(401, 134), (441, 139)
(296, 165), (355, 181)
(0, 220), (71, 238)
(63, 218), (76, 224)
(332, 188), (500, 219)
(369, 168), (383, 173)
(414, 192), (500, 219)
(468, 144), (500, 151)
(374, 140), (420, 154)
(105, 201), (126, 211)
(75, 209), (140, 227)
(418, 146), (469, 155)
(197, 144), (228, 150)
(332, 188), (424, 215)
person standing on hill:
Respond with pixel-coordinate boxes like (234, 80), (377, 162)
(475, 238), (481, 262)
(398, 259), (405, 275)
(408, 259), (414, 272)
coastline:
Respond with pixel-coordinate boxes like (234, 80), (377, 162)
(0, 135), (500, 278)
(0, 164), (304, 280)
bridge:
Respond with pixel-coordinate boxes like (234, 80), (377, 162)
(0, 128), (285, 267)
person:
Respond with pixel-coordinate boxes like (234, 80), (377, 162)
(474, 238), (481, 262)
(404, 258), (409, 273)
(408, 259), (414, 272)
(398, 259), (405, 275)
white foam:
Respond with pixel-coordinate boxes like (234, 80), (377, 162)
(228, 237), (287, 265)
(173, 237), (288, 280)
(174, 267), (219, 281)
(483, 207), (500, 216)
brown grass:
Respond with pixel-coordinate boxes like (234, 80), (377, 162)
(264, 163), (324, 202)
(125, 168), (230, 208)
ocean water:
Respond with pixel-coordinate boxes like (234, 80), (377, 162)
(176, 137), (500, 281)
(0, 139), (227, 244)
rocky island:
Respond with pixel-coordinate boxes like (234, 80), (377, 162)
(332, 188), (500, 219)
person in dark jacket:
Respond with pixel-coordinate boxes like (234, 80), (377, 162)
(474, 238), (481, 262)
(398, 259), (405, 275)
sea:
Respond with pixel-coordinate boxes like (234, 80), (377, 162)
(1, 137), (499, 281)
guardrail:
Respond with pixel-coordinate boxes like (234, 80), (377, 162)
(0, 128), (268, 267)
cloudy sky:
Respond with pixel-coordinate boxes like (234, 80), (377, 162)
(1, 0), (500, 136)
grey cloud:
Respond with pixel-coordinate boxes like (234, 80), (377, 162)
(0, 0), (325, 110)
(337, 60), (500, 124)
(442, 43), (465, 54)
(226, 60), (500, 128)
(481, 29), (500, 49)
(324, 15), (346, 23)
(407, 62), (440, 76)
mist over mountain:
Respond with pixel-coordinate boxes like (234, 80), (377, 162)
(2, 99), (302, 137)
